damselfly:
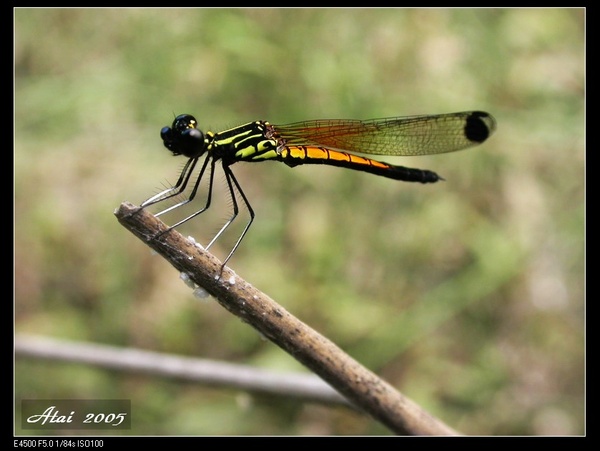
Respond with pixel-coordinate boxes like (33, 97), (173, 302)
(141, 111), (496, 268)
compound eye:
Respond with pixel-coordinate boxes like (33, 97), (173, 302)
(161, 115), (205, 157)
(177, 128), (205, 158)
(172, 114), (198, 133)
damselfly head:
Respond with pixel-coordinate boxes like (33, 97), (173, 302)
(161, 114), (206, 158)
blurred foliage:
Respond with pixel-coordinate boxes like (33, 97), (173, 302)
(15, 8), (584, 435)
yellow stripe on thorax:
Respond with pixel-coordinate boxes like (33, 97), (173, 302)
(209, 122), (278, 161)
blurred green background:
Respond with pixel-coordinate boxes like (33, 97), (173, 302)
(15, 8), (584, 435)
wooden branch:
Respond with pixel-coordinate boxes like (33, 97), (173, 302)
(15, 335), (349, 406)
(115, 201), (459, 436)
